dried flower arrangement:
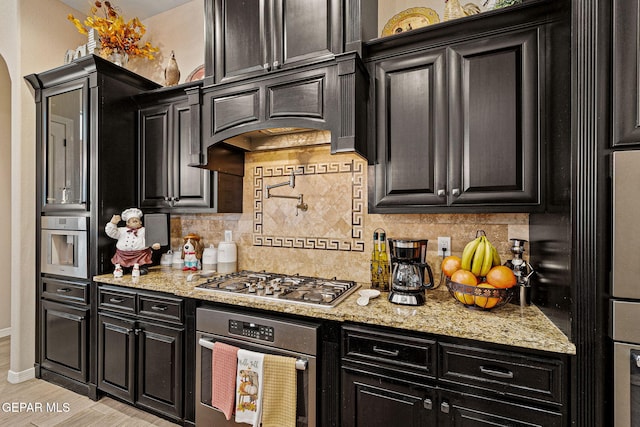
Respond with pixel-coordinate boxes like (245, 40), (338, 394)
(68, 1), (159, 60)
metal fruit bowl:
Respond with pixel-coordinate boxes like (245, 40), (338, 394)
(446, 278), (515, 310)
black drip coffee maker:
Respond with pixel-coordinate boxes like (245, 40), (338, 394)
(388, 238), (434, 306)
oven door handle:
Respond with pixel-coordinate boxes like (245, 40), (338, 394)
(198, 337), (308, 371)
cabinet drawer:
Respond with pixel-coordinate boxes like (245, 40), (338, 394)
(41, 278), (88, 305)
(138, 294), (183, 323)
(439, 342), (565, 405)
(342, 325), (436, 378)
(98, 287), (136, 314)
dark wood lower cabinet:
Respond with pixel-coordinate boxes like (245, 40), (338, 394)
(40, 299), (89, 383)
(342, 366), (437, 426)
(136, 321), (183, 418)
(341, 324), (569, 426)
(97, 287), (185, 422)
(440, 390), (563, 426)
(97, 313), (135, 402)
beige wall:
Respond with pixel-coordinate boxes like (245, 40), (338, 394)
(127, 0), (205, 86)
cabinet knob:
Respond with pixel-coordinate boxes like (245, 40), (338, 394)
(440, 401), (450, 414)
(437, 189), (446, 197)
(423, 398), (433, 410)
(451, 188), (461, 197)
(263, 63), (271, 71)
(273, 60), (280, 69)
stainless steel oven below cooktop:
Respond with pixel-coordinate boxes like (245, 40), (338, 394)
(195, 270), (359, 307)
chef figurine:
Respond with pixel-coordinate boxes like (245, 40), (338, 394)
(105, 208), (161, 275)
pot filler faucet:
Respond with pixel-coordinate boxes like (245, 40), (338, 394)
(265, 169), (308, 215)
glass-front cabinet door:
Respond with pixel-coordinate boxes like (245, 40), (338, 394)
(42, 79), (88, 210)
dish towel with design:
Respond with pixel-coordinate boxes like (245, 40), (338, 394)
(261, 354), (298, 427)
(235, 349), (264, 426)
(211, 342), (240, 420)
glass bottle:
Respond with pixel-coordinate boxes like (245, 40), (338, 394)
(377, 233), (390, 291)
(370, 231), (380, 288)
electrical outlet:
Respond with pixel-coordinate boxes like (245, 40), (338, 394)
(438, 236), (451, 257)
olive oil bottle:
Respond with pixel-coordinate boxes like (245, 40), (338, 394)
(377, 232), (390, 291)
(370, 231), (380, 288)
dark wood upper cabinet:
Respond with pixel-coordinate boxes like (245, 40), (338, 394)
(205, 0), (376, 84)
(447, 28), (540, 207)
(369, 26), (543, 213)
(135, 84), (244, 213)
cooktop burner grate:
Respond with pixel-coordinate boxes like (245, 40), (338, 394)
(195, 270), (359, 307)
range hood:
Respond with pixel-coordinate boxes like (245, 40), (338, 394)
(190, 52), (370, 168)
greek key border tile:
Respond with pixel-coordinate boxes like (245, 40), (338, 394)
(253, 159), (365, 252)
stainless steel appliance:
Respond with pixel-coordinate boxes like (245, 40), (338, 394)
(196, 306), (319, 426)
(387, 238), (434, 306)
(195, 271), (359, 307)
(40, 216), (88, 278)
(612, 151), (640, 425)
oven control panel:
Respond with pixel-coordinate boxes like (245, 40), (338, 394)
(229, 319), (274, 342)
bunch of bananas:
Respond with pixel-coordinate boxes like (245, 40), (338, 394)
(461, 235), (501, 277)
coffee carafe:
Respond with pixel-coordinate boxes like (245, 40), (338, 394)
(388, 238), (434, 306)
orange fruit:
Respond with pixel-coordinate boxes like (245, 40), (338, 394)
(450, 269), (478, 305)
(475, 283), (500, 309)
(451, 269), (478, 286)
(441, 255), (462, 277)
(485, 266), (517, 289)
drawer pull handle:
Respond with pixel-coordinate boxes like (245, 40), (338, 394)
(151, 304), (168, 312)
(424, 398), (432, 410)
(109, 297), (125, 304)
(56, 288), (72, 293)
(479, 365), (514, 379)
(372, 346), (400, 357)
(440, 401), (450, 414)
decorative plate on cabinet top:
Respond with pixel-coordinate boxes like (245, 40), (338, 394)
(381, 7), (440, 37)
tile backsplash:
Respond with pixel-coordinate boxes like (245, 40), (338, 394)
(171, 143), (529, 285)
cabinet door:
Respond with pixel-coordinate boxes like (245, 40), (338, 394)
(371, 49), (448, 209)
(42, 79), (89, 211)
(613, 0), (640, 146)
(98, 312), (136, 403)
(215, 0), (271, 82)
(171, 102), (211, 208)
(136, 321), (184, 418)
(273, 0), (341, 69)
(139, 105), (171, 208)
(448, 28), (540, 206)
(342, 366), (436, 426)
(40, 300), (89, 382)
(439, 390), (563, 426)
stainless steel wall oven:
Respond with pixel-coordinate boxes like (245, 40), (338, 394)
(195, 306), (322, 427)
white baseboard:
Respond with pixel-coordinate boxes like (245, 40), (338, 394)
(0, 327), (10, 338)
(7, 367), (35, 384)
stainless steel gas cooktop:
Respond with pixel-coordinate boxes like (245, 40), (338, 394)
(195, 270), (359, 307)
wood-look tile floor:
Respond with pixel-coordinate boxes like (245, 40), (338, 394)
(0, 337), (178, 426)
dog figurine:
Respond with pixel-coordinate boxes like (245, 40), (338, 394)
(181, 233), (204, 271)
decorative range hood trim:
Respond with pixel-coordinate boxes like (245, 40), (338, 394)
(193, 52), (369, 168)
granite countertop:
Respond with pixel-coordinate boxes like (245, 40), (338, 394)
(94, 267), (576, 355)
